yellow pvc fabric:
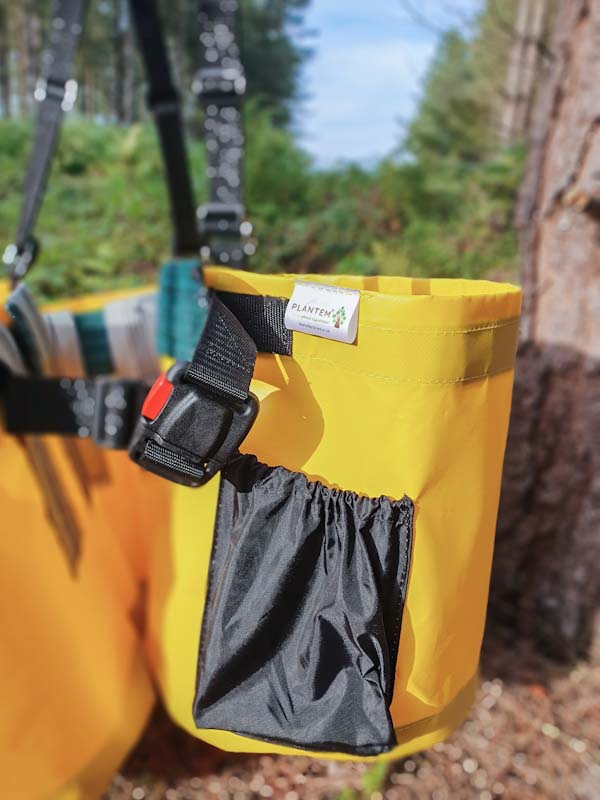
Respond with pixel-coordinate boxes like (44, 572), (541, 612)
(0, 285), (169, 800)
(148, 268), (521, 762)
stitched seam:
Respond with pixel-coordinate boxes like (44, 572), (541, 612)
(194, 476), (228, 699)
(358, 317), (520, 335)
(387, 500), (413, 701)
(291, 354), (514, 385)
(192, 722), (392, 756)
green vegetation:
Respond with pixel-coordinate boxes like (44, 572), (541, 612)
(361, 762), (389, 794)
(333, 762), (389, 800)
(0, 113), (522, 300)
(0, 2), (526, 301)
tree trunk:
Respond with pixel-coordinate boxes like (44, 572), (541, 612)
(500, 0), (551, 145)
(513, 0), (548, 137)
(490, 0), (600, 660)
(113, 0), (134, 123)
(171, 0), (188, 94)
(14, 4), (30, 115)
(24, 0), (42, 100)
(500, 0), (531, 145)
(0, 5), (10, 118)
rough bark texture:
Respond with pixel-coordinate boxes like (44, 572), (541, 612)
(490, 0), (600, 660)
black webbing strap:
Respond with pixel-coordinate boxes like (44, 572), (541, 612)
(4, 375), (148, 449)
(185, 294), (257, 401)
(2, 0), (87, 283)
(129, 291), (260, 486)
(217, 291), (292, 355)
(195, 0), (248, 267)
(129, 0), (200, 255)
(3, 292), (290, 443)
(3, 0), (200, 283)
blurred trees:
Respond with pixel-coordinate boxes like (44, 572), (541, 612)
(407, 0), (558, 163)
(0, 0), (534, 292)
(0, 5), (9, 118)
(406, 30), (494, 165)
(113, 0), (135, 124)
(0, 0), (569, 294)
(0, 0), (311, 126)
(238, 0), (311, 127)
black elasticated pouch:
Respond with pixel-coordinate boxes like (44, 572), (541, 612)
(193, 455), (414, 756)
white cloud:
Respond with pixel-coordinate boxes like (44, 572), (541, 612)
(298, 38), (435, 165)
(294, 0), (481, 165)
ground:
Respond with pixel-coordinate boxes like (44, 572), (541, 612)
(104, 618), (600, 800)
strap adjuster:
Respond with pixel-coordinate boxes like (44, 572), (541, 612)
(2, 237), (39, 283)
(3, 374), (147, 450)
(129, 361), (258, 487)
(93, 378), (149, 449)
(146, 87), (181, 117)
(193, 66), (246, 101)
(197, 203), (254, 265)
(197, 202), (244, 238)
(34, 77), (79, 111)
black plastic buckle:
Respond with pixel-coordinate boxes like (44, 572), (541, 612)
(128, 362), (258, 487)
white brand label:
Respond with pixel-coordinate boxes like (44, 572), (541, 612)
(284, 281), (360, 344)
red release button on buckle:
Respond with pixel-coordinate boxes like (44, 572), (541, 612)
(142, 371), (174, 421)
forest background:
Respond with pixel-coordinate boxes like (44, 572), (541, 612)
(0, 0), (531, 299)
(3, 2), (599, 798)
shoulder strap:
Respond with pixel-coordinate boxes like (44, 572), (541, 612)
(3, 0), (200, 285)
(2, 0), (87, 284)
(3, 290), (291, 449)
(129, 0), (201, 255)
(195, 0), (249, 268)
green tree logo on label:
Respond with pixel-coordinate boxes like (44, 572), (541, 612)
(332, 307), (347, 329)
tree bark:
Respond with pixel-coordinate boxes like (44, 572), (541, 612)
(0, 4), (10, 118)
(500, 0), (531, 145)
(500, 0), (551, 145)
(490, 0), (600, 660)
(513, 0), (548, 137)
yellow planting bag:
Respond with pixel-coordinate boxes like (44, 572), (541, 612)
(147, 267), (521, 761)
(0, 286), (169, 800)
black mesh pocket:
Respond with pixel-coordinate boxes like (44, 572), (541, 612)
(193, 455), (414, 756)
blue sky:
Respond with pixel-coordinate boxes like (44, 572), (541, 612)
(294, 0), (481, 166)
